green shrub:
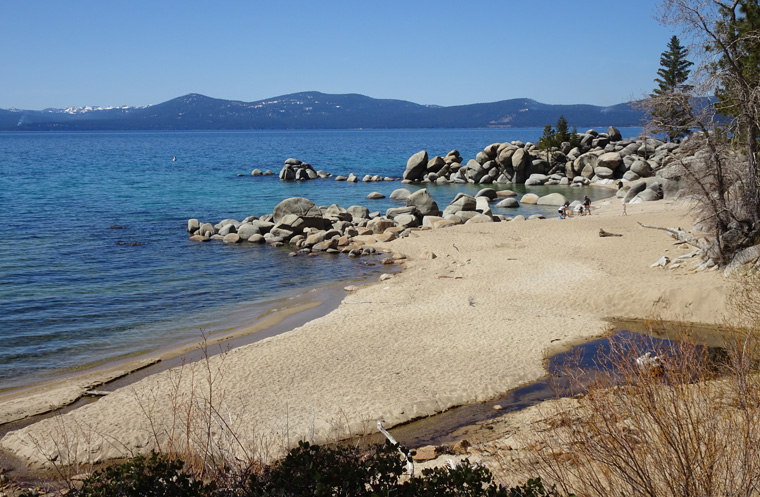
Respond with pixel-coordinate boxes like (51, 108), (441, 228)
(57, 441), (567, 497)
(72, 452), (214, 497)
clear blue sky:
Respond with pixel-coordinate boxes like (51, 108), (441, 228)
(1, 0), (674, 110)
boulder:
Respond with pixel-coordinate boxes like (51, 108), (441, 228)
(347, 205), (370, 221)
(187, 218), (200, 233)
(251, 169), (263, 176)
(223, 233), (241, 244)
(403, 151), (428, 182)
(475, 188), (498, 200)
(367, 192), (385, 200)
(594, 166), (615, 179)
(406, 188), (440, 217)
(520, 193), (540, 204)
(390, 188), (412, 200)
(495, 189), (517, 197)
(323, 204), (352, 222)
(273, 197), (325, 229)
(236, 223), (260, 240)
(422, 215), (444, 228)
(536, 193), (568, 206)
(607, 126), (622, 141)
(525, 174), (549, 186)
(394, 213), (420, 228)
(631, 159), (654, 177)
(475, 196), (492, 215)
(623, 182), (648, 203)
(427, 156), (445, 173)
(386, 206), (419, 219)
(495, 198), (519, 208)
(466, 214), (494, 224)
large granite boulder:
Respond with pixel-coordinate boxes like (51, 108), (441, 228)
(623, 182), (648, 203)
(406, 188), (439, 217)
(444, 193), (477, 216)
(476, 188), (498, 200)
(347, 205), (370, 221)
(389, 188), (412, 201)
(631, 159), (654, 177)
(536, 193), (568, 206)
(236, 223), (260, 240)
(403, 151), (428, 182)
(597, 152), (623, 172)
(520, 193), (540, 204)
(273, 197), (325, 229)
(495, 198), (519, 208)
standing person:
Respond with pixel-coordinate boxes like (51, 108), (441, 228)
(583, 195), (591, 215)
(622, 201), (628, 216)
(617, 180), (623, 191)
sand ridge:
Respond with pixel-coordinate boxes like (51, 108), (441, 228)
(0, 196), (730, 469)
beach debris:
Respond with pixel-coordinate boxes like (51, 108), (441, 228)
(344, 285), (359, 292)
(379, 273), (393, 281)
(377, 421), (414, 476)
(651, 256), (671, 268)
(452, 439), (471, 455)
(412, 445), (441, 462)
(636, 352), (664, 373)
(599, 228), (623, 237)
(84, 390), (110, 397)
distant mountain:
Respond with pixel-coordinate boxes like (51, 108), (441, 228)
(0, 92), (647, 131)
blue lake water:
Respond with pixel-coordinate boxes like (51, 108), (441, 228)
(0, 128), (641, 389)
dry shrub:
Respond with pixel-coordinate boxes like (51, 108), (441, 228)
(130, 336), (275, 489)
(520, 306), (760, 497)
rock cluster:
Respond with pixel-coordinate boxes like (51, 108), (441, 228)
(274, 157), (398, 183)
(278, 158), (330, 181)
(186, 187), (556, 253)
(401, 127), (685, 204)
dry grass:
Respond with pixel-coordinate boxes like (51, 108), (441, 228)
(511, 276), (760, 497)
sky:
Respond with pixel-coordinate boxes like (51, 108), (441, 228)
(0, 0), (675, 110)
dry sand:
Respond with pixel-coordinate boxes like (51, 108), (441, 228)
(0, 195), (731, 470)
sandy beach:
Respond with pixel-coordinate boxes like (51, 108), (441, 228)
(0, 194), (731, 470)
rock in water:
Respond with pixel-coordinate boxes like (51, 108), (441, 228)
(406, 188), (440, 217)
(403, 151), (428, 182)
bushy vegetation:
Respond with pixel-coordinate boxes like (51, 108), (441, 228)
(536, 115), (580, 152)
(51, 441), (568, 497)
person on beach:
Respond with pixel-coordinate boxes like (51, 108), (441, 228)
(622, 201), (628, 216)
(558, 204), (566, 219)
(618, 180), (623, 191)
(583, 196), (591, 215)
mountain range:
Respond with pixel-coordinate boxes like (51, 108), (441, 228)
(0, 92), (647, 131)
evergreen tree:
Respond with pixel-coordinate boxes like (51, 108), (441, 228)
(537, 115), (579, 151)
(653, 35), (693, 95)
(650, 35), (694, 142)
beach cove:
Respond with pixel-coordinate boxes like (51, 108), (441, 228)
(0, 194), (730, 470)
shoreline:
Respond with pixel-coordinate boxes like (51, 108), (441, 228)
(0, 195), (730, 471)
(0, 268), (395, 427)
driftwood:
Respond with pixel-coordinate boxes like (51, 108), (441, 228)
(599, 228), (623, 237)
(637, 222), (702, 249)
(377, 421), (414, 477)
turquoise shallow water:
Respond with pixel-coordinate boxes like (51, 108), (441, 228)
(0, 128), (640, 389)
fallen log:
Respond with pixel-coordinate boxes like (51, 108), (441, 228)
(599, 228), (623, 237)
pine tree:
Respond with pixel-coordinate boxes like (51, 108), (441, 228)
(653, 35), (693, 96)
(650, 35), (694, 142)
